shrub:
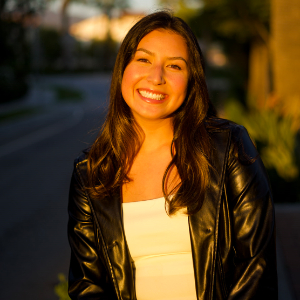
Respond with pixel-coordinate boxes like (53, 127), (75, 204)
(54, 273), (70, 300)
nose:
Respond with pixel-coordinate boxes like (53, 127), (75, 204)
(147, 65), (166, 85)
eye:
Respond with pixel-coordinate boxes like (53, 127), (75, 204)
(168, 64), (182, 70)
(137, 58), (150, 63)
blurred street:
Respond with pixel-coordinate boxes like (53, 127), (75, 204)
(0, 74), (110, 299)
(0, 0), (299, 299)
(0, 74), (299, 299)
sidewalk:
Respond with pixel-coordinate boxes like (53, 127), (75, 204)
(276, 204), (300, 300)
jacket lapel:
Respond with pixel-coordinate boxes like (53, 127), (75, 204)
(78, 162), (135, 300)
(189, 129), (231, 300)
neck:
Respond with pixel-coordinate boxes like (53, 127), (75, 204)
(135, 117), (174, 153)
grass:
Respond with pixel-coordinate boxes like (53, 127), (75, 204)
(0, 107), (40, 124)
(53, 86), (84, 103)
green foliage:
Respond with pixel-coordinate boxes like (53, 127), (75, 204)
(0, 0), (46, 14)
(159, 0), (202, 21)
(0, 71), (29, 103)
(0, 19), (29, 101)
(224, 99), (299, 181)
(85, 36), (118, 71)
(53, 85), (83, 102)
(181, 0), (270, 103)
(0, 0), (46, 102)
(89, 0), (129, 11)
(62, 0), (128, 15)
(54, 273), (71, 300)
(0, 107), (40, 123)
(160, 0), (270, 41)
(185, 0), (270, 42)
(201, 0), (269, 39)
(40, 28), (63, 63)
(38, 29), (118, 72)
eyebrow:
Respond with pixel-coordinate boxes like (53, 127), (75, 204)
(136, 48), (188, 65)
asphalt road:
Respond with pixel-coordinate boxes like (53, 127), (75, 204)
(0, 75), (109, 299)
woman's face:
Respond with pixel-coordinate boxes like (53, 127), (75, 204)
(121, 29), (189, 123)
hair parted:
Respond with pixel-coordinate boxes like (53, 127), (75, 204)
(87, 10), (217, 215)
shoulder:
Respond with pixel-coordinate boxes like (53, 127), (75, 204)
(68, 150), (92, 219)
(206, 119), (272, 206)
(74, 152), (88, 165)
(72, 149), (90, 186)
(74, 148), (89, 168)
(205, 117), (252, 142)
(205, 117), (248, 135)
(205, 117), (258, 164)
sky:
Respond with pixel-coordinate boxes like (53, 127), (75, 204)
(48, 0), (161, 18)
(128, 0), (161, 13)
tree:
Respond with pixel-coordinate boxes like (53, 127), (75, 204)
(0, 0), (46, 101)
(60, 0), (128, 33)
(271, 0), (300, 132)
(160, 0), (271, 105)
(160, 0), (300, 194)
(58, 0), (128, 70)
(193, 0), (270, 106)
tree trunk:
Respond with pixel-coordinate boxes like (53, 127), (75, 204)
(60, 0), (74, 70)
(61, 0), (71, 34)
(248, 38), (270, 109)
(271, 0), (300, 130)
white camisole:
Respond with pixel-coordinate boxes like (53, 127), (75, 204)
(122, 197), (197, 300)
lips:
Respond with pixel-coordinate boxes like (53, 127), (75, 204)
(138, 89), (166, 101)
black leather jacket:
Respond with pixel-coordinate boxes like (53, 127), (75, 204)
(68, 121), (278, 299)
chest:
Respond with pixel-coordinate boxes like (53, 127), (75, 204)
(122, 147), (180, 202)
(122, 198), (197, 300)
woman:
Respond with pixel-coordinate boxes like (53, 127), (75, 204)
(68, 11), (278, 300)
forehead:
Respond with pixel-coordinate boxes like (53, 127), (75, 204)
(136, 29), (189, 59)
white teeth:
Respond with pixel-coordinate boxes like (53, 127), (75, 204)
(139, 90), (165, 100)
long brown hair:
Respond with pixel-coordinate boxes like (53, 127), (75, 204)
(87, 11), (217, 215)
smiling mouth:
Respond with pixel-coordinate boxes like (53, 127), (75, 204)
(138, 89), (166, 100)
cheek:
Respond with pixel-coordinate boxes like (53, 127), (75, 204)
(121, 65), (138, 99)
(173, 76), (189, 99)
(121, 68), (130, 95)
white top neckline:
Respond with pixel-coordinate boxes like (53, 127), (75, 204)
(123, 195), (165, 203)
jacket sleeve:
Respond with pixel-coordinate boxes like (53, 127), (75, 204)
(225, 126), (278, 299)
(68, 160), (116, 299)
